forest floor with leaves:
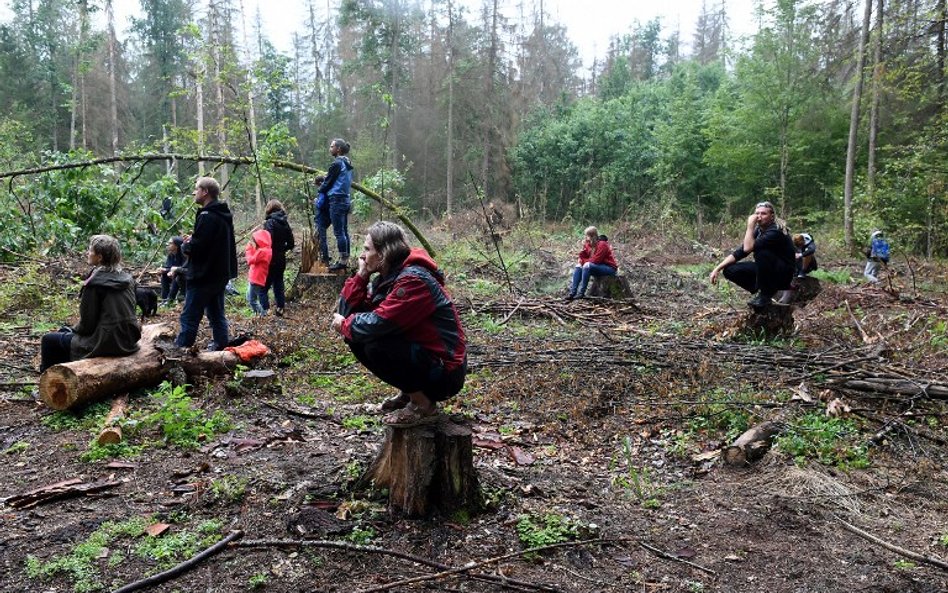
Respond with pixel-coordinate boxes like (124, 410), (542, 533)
(0, 220), (947, 593)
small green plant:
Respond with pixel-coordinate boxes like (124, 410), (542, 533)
(144, 381), (232, 449)
(42, 402), (112, 431)
(24, 516), (149, 592)
(930, 318), (948, 349)
(248, 572), (268, 589)
(342, 414), (379, 431)
(893, 558), (916, 570)
(938, 533), (948, 547)
(345, 526), (377, 545)
(516, 513), (578, 551)
(809, 268), (852, 284)
(775, 413), (870, 468)
(344, 460), (363, 480)
(3, 440), (29, 455)
(80, 440), (144, 463)
(209, 475), (248, 503)
(611, 436), (664, 507)
(134, 521), (223, 570)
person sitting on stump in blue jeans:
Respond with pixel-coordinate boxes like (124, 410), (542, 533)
(566, 226), (618, 300)
(709, 201), (795, 309)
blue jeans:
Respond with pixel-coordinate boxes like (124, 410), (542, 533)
(329, 195), (350, 260)
(176, 283), (229, 349)
(315, 208), (330, 263)
(247, 283), (266, 316)
(569, 263), (617, 296)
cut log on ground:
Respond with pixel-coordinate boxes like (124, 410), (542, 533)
(39, 323), (242, 410)
(723, 420), (784, 466)
(357, 414), (481, 518)
(739, 303), (794, 337)
(587, 275), (633, 299)
(96, 395), (128, 445)
(5, 477), (122, 509)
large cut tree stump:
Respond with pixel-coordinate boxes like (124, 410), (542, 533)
(357, 414), (481, 518)
(39, 323), (240, 410)
(739, 304), (794, 337)
(587, 275), (633, 299)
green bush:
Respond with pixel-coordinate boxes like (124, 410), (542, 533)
(776, 413), (870, 468)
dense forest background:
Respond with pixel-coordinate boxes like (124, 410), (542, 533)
(0, 0), (946, 258)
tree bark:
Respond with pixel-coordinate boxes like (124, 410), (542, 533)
(867, 0), (884, 197)
(96, 395), (128, 445)
(39, 323), (240, 411)
(358, 414), (481, 518)
(844, 0), (873, 251)
(724, 421), (783, 466)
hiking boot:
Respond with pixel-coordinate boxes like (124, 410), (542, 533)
(274, 307), (284, 317)
(328, 261), (348, 272)
(564, 293), (575, 302)
(747, 292), (772, 309)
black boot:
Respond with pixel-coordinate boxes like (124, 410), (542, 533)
(748, 292), (772, 309)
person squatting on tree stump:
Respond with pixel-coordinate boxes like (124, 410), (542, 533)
(566, 226), (618, 301)
(40, 235), (142, 372)
(331, 221), (467, 426)
(709, 201), (795, 310)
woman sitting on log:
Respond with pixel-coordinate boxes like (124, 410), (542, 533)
(39, 235), (142, 372)
(331, 221), (467, 426)
(566, 226), (618, 300)
(709, 201), (795, 309)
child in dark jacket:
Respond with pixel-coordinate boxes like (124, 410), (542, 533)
(245, 229), (272, 316)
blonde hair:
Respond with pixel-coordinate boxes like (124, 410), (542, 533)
(196, 176), (220, 200)
(584, 226), (599, 240)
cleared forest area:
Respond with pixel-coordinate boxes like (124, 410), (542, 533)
(1, 220), (946, 593)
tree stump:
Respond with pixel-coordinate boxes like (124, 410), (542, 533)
(587, 275), (633, 299)
(357, 414), (481, 518)
(723, 421), (783, 466)
(792, 276), (822, 305)
(739, 304), (794, 337)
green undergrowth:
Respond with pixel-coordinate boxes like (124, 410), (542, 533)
(775, 412), (871, 469)
(0, 264), (75, 324)
(24, 516), (223, 593)
(516, 512), (581, 555)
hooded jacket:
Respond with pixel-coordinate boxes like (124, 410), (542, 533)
(70, 268), (142, 360)
(182, 199), (238, 287)
(263, 210), (295, 273)
(337, 248), (466, 373)
(162, 236), (185, 271)
(245, 229), (273, 287)
(319, 156), (353, 199)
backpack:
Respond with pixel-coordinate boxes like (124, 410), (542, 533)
(871, 237), (890, 263)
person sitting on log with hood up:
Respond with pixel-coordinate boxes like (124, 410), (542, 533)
(331, 221), (467, 426)
(40, 235), (142, 372)
(709, 201), (796, 310)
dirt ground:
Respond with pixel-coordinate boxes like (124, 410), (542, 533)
(1, 226), (947, 593)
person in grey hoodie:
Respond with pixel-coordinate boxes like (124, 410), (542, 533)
(40, 235), (141, 372)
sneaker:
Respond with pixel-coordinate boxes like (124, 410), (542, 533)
(328, 261), (348, 271)
(564, 293), (575, 302)
(274, 307), (284, 317)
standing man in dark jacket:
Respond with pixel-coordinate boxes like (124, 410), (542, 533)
(175, 177), (238, 350)
(709, 201), (795, 309)
(262, 199), (295, 316)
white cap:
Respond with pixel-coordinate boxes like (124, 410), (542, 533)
(870, 230), (883, 239)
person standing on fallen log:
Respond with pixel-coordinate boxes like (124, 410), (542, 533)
(175, 176), (238, 351)
(709, 201), (795, 309)
(331, 221), (467, 426)
(40, 235), (141, 372)
(566, 226), (618, 300)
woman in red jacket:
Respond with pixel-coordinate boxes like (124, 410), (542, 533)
(331, 221), (467, 425)
(567, 226), (618, 300)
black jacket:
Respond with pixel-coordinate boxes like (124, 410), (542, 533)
(182, 200), (238, 287)
(71, 268), (142, 360)
(264, 210), (295, 272)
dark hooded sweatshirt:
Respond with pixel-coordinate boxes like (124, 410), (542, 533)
(182, 199), (238, 287)
(70, 268), (142, 360)
(263, 209), (295, 274)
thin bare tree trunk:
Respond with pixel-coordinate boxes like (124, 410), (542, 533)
(481, 0), (499, 193)
(196, 65), (205, 176)
(445, 0), (455, 217)
(844, 0), (873, 251)
(867, 0), (884, 197)
(240, 0), (262, 216)
(106, 0), (120, 158)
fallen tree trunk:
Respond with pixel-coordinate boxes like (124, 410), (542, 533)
(96, 395), (128, 445)
(723, 420), (783, 466)
(839, 379), (948, 399)
(39, 323), (240, 410)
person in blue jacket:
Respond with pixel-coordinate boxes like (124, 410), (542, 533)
(318, 138), (354, 271)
